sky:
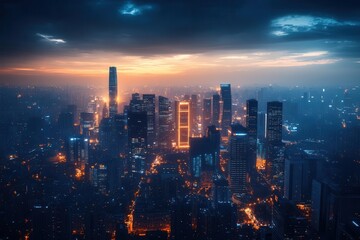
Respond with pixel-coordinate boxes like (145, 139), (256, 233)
(1, 0), (360, 88)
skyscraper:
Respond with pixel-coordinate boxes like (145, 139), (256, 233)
(229, 124), (248, 195)
(129, 93), (144, 112)
(220, 84), (232, 137)
(175, 101), (190, 149)
(246, 99), (258, 176)
(202, 98), (212, 135)
(212, 94), (220, 127)
(266, 101), (283, 180)
(158, 96), (173, 149)
(143, 94), (156, 147)
(127, 111), (147, 173)
(266, 101), (283, 145)
(189, 126), (220, 179)
(109, 66), (118, 117)
(190, 94), (200, 136)
(80, 112), (94, 136)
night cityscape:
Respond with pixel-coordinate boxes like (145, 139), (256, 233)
(1, 1), (360, 240)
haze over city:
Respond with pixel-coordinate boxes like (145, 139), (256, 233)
(1, 1), (360, 240)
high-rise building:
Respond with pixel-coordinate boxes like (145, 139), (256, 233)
(284, 147), (319, 203)
(129, 93), (144, 112)
(221, 84), (232, 137)
(158, 96), (173, 149)
(99, 114), (127, 157)
(80, 112), (94, 136)
(207, 125), (221, 170)
(229, 124), (248, 195)
(66, 136), (89, 178)
(257, 112), (266, 140)
(190, 94), (200, 136)
(202, 98), (212, 135)
(127, 111), (147, 173)
(266, 101), (282, 145)
(266, 101), (283, 179)
(189, 127), (220, 179)
(143, 94), (156, 147)
(109, 66), (118, 117)
(212, 94), (220, 127)
(246, 99), (258, 176)
(284, 157), (304, 202)
(175, 101), (190, 149)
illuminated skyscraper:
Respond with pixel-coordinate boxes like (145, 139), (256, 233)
(127, 111), (147, 173)
(66, 136), (89, 179)
(175, 101), (190, 149)
(266, 101), (283, 145)
(212, 94), (220, 127)
(191, 94), (200, 136)
(202, 98), (212, 135)
(246, 99), (258, 175)
(229, 124), (248, 195)
(220, 84), (232, 136)
(158, 96), (173, 149)
(109, 66), (118, 117)
(143, 94), (156, 147)
(266, 101), (283, 179)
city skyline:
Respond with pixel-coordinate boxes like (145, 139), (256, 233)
(1, 1), (360, 239)
(1, 1), (360, 87)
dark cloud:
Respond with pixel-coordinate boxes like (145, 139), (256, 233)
(1, 0), (360, 62)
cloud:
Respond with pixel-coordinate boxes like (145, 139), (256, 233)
(271, 15), (359, 36)
(36, 33), (66, 44)
(119, 2), (153, 16)
(0, 0), (360, 66)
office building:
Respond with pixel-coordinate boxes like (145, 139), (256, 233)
(246, 99), (258, 175)
(266, 101), (282, 145)
(175, 101), (190, 149)
(109, 66), (118, 117)
(221, 84), (232, 137)
(158, 96), (173, 149)
(266, 101), (283, 179)
(80, 112), (94, 136)
(202, 98), (212, 135)
(229, 124), (248, 195)
(190, 94), (201, 136)
(127, 111), (147, 173)
(189, 127), (220, 179)
(143, 94), (156, 147)
(212, 94), (220, 127)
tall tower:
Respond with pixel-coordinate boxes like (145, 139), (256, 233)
(190, 94), (200, 136)
(220, 84), (232, 137)
(176, 101), (190, 149)
(127, 111), (147, 174)
(212, 94), (220, 127)
(246, 99), (258, 176)
(229, 124), (248, 195)
(266, 101), (282, 145)
(266, 101), (283, 179)
(109, 66), (118, 117)
(202, 98), (212, 135)
(158, 96), (173, 149)
(143, 94), (156, 147)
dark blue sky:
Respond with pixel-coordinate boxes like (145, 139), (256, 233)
(1, 0), (360, 87)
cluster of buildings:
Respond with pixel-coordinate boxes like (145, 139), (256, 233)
(0, 67), (359, 239)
